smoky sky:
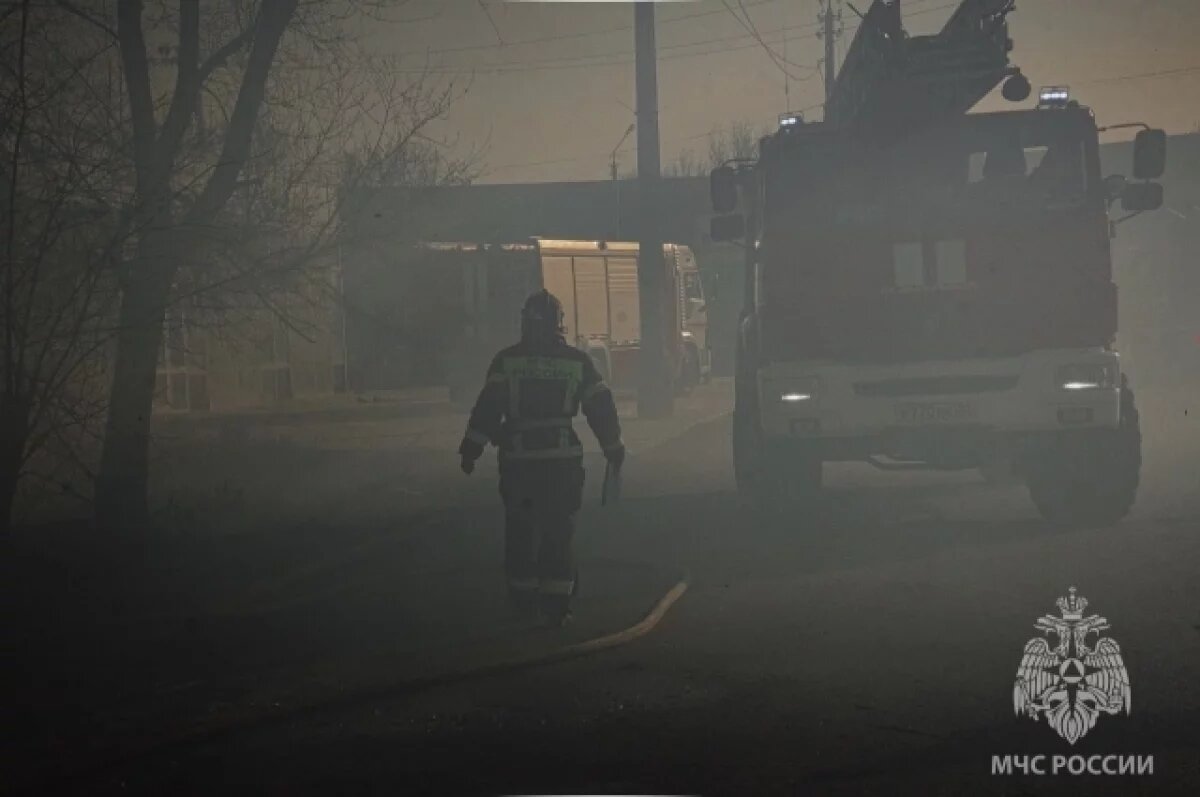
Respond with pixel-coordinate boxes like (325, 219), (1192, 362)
(375, 1), (1200, 184)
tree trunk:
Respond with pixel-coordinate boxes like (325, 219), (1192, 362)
(94, 234), (175, 535)
(94, 0), (298, 535)
(0, 402), (28, 535)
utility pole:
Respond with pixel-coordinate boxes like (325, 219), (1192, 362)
(783, 12), (790, 109)
(818, 0), (843, 105)
(611, 122), (635, 238)
(634, 3), (673, 418)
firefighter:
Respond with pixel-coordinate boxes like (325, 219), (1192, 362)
(458, 290), (625, 627)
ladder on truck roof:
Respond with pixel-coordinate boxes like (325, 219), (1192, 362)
(826, 0), (1018, 132)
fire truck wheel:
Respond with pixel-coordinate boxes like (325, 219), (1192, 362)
(760, 443), (823, 516)
(732, 407), (758, 493)
(684, 348), (701, 390)
(738, 432), (823, 516)
(1025, 380), (1142, 528)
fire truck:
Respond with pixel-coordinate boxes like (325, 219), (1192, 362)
(709, 0), (1168, 526)
(368, 240), (709, 401)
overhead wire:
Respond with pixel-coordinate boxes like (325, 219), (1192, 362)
(378, 21), (827, 76)
(482, 57), (1200, 177)
(721, 0), (817, 81)
(1078, 65), (1200, 86)
(393, 0), (783, 59)
(456, 1), (1197, 176)
(382, 0), (957, 77)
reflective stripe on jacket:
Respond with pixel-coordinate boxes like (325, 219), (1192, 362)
(458, 338), (622, 462)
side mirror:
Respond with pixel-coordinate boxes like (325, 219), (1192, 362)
(710, 165), (738, 214)
(709, 214), (745, 242)
(1121, 181), (1163, 212)
(1133, 129), (1166, 180)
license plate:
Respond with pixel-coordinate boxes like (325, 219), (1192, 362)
(894, 402), (977, 424)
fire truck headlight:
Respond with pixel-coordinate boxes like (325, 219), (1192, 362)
(780, 378), (819, 403)
(1056, 364), (1115, 391)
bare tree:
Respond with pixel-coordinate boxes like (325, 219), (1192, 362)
(195, 42), (477, 410)
(0, 2), (129, 532)
(80, 0), (296, 533)
(46, 0), (469, 534)
(706, 121), (765, 167)
(662, 148), (705, 179)
(662, 122), (767, 180)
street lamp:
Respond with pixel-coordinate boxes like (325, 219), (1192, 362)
(610, 122), (636, 239)
(610, 122), (636, 181)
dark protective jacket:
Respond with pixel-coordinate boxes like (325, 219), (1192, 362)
(458, 338), (623, 463)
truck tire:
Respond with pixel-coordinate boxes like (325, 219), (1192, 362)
(732, 342), (760, 493)
(759, 441), (823, 511)
(732, 322), (821, 515)
(734, 404), (823, 513)
(732, 405), (758, 493)
(1025, 378), (1141, 528)
(682, 345), (701, 392)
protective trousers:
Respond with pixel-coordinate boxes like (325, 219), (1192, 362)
(499, 458), (585, 618)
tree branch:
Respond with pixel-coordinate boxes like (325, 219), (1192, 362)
(116, 0), (157, 188)
(197, 25), (254, 85)
(186, 0), (299, 225)
(4, 0), (32, 398)
(154, 0), (201, 179)
(54, 0), (119, 40)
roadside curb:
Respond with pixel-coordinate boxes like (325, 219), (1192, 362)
(36, 573), (690, 794)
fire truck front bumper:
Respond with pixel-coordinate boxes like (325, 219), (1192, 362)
(756, 348), (1123, 466)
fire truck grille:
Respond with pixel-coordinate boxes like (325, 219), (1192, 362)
(852, 375), (1019, 398)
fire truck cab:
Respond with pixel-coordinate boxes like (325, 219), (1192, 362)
(710, 0), (1167, 527)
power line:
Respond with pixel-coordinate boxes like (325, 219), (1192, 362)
(722, 0), (814, 82)
(382, 18), (840, 76)
(378, 30), (819, 76)
(482, 56), (1200, 177)
(407, 0), (951, 61)
(395, 0), (782, 59)
(385, 0), (956, 77)
(475, 1), (504, 47)
(1079, 65), (1200, 86)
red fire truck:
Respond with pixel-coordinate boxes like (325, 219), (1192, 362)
(710, 0), (1167, 526)
(365, 239), (709, 401)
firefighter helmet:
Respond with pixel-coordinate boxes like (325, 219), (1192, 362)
(521, 290), (566, 342)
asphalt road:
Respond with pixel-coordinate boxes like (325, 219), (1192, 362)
(65, 386), (1200, 796)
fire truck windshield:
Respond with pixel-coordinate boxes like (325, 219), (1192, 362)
(765, 112), (1097, 235)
